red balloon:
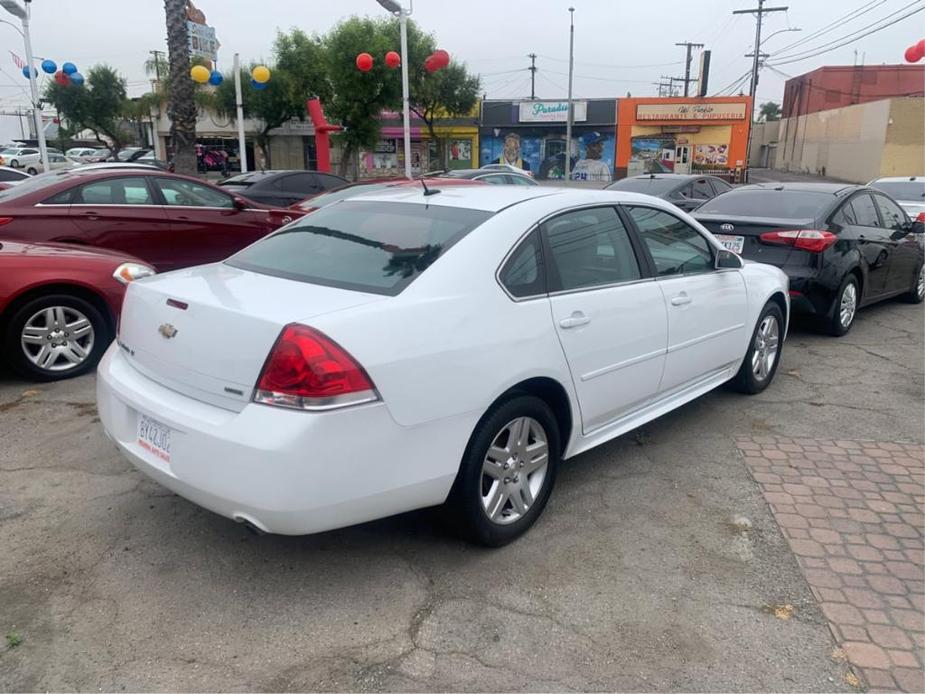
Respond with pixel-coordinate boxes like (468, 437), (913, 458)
(432, 49), (450, 68)
(54, 70), (70, 86)
(904, 44), (923, 63)
(385, 51), (401, 69)
(424, 56), (438, 73)
(918, 38), (925, 54)
(356, 52), (374, 72)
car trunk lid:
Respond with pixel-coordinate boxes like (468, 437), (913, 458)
(118, 263), (386, 411)
(695, 214), (815, 266)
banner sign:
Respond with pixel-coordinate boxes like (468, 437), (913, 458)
(188, 21), (218, 62)
(518, 101), (588, 123)
(636, 102), (746, 121)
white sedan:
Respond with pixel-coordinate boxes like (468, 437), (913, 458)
(97, 186), (789, 546)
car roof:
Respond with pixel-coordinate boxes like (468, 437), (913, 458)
(733, 182), (863, 195)
(870, 176), (923, 182)
(339, 185), (673, 213)
(626, 173), (700, 181)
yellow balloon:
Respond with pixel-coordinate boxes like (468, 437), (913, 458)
(190, 65), (210, 84)
(251, 65), (271, 84)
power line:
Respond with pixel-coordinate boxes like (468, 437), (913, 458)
(768, 2), (925, 65)
(769, 0), (888, 56)
(536, 54), (683, 69)
(545, 69), (654, 84)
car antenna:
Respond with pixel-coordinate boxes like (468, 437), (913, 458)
(417, 175), (441, 197)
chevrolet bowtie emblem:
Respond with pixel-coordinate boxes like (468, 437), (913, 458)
(158, 323), (178, 339)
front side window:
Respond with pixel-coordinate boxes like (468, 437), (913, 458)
(227, 200), (492, 295)
(154, 178), (233, 208)
(851, 194), (881, 227)
(542, 206), (641, 291)
(627, 206), (713, 276)
(499, 229), (546, 298)
(873, 194), (907, 230)
(74, 177), (153, 205)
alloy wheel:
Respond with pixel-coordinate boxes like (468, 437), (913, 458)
(917, 267), (925, 299)
(751, 314), (780, 382)
(20, 305), (95, 372)
(481, 416), (549, 525)
(840, 282), (858, 329)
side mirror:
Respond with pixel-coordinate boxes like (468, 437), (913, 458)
(232, 196), (248, 211)
(716, 249), (743, 269)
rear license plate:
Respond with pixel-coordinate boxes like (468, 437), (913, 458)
(137, 414), (171, 463)
(714, 234), (745, 254)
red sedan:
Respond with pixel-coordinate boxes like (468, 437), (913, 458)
(0, 239), (154, 381)
(0, 169), (302, 271)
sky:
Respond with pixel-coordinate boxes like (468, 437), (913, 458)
(0, 0), (922, 121)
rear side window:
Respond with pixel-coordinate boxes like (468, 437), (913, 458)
(691, 179), (714, 199)
(154, 178), (232, 208)
(227, 200), (493, 295)
(74, 177), (153, 205)
(833, 201), (857, 226)
(851, 194), (881, 227)
(542, 206), (641, 291)
(499, 229), (546, 298)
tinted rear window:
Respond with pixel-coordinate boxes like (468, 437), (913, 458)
(696, 189), (832, 219)
(869, 181), (925, 201)
(606, 177), (681, 195)
(226, 200), (493, 295)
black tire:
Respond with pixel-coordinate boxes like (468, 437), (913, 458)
(9, 159), (18, 168)
(729, 302), (784, 395)
(824, 274), (860, 337)
(444, 395), (560, 547)
(901, 264), (924, 304)
(2, 293), (109, 382)
(25, 167), (37, 175)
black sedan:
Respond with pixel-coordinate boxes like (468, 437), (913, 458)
(694, 182), (924, 335)
(218, 170), (348, 207)
(605, 173), (733, 212)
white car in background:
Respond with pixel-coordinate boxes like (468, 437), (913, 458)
(23, 152), (81, 175)
(66, 147), (101, 161)
(97, 186), (789, 546)
(868, 176), (925, 218)
(0, 146), (40, 169)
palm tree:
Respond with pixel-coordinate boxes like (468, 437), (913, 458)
(758, 101), (782, 122)
(164, 0), (197, 173)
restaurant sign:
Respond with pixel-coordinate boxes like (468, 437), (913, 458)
(519, 100), (588, 123)
(636, 102), (746, 121)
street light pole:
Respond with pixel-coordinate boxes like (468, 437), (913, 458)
(1, 0), (48, 171)
(564, 7), (574, 181)
(233, 52), (247, 173)
(376, 0), (413, 179)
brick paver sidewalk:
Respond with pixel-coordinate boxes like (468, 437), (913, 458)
(738, 436), (924, 692)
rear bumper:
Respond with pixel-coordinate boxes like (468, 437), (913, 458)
(96, 345), (473, 535)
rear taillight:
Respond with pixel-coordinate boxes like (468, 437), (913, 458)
(916, 212), (925, 223)
(759, 229), (837, 253)
(254, 324), (378, 410)
(0, 217), (13, 226)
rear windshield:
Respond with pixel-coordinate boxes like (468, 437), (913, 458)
(606, 177), (681, 195)
(696, 189), (832, 219)
(297, 183), (397, 210)
(869, 181), (925, 201)
(226, 200), (493, 295)
(0, 170), (76, 202)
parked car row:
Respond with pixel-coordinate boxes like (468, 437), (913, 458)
(1, 161), (922, 546)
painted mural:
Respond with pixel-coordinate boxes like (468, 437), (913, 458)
(480, 129), (616, 181)
(628, 136), (676, 176)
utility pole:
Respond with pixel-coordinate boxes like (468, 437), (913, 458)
(564, 7), (575, 181)
(528, 53), (537, 100)
(734, 0), (787, 103)
(674, 41), (704, 97)
(149, 49), (165, 80)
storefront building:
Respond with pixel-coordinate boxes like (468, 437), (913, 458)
(359, 108), (479, 178)
(480, 99), (617, 181)
(614, 96), (752, 180)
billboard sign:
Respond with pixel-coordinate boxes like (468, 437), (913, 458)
(636, 102), (746, 121)
(518, 101), (588, 123)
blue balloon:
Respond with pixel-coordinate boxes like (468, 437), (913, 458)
(40, 59), (56, 74)
(21, 65), (36, 79)
(70, 72), (85, 86)
(208, 70), (223, 86)
(250, 78), (267, 90)
(62, 62), (77, 75)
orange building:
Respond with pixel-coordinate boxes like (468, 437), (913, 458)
(614, 96), (753, 180)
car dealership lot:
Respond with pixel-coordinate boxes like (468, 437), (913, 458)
(0, 302), (921, 691)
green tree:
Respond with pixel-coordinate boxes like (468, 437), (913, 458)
(410, 61), (480, 169)
(164, 0), (197, 174)
(212, 66), (303, 168)
(275, 28), (333, 105)
(758, 101), (781, 122)
(322, 16), (405, 176)
(44, 65), (130, 154)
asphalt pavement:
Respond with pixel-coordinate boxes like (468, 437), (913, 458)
(0, 299), (922, 691)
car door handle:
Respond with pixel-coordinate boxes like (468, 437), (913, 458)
(559, 311), (590, 329)
(671, 293), (692, 306)
(80, 212), (100, 221)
